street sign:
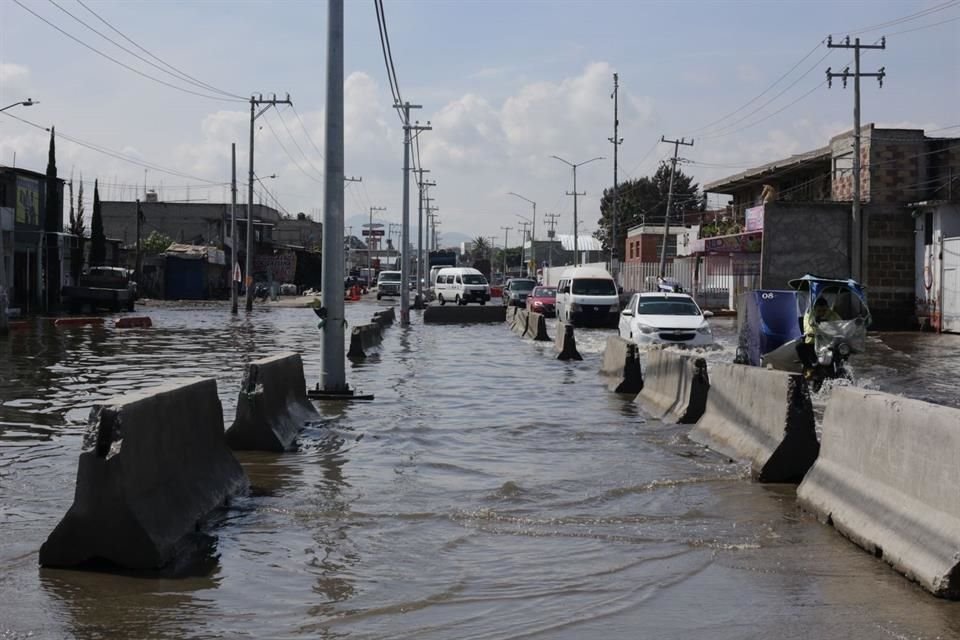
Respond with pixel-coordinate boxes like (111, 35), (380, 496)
(362, 229), (385, 236)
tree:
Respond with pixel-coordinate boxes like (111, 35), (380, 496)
(142, 230), (173, 255)
(89, 179), (106, 266)
(45, 127), (61, 308)
(593, 161), (702, 258)
(69, 177), (86, 281)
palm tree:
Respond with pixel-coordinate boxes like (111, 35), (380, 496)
(471, 235), (490, 260)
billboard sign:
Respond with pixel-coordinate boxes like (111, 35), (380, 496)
(745, 205), (764, 232)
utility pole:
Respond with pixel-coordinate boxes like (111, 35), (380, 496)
(396, 103), (431, 326)
(552, 155), (604, 267)
(367, 206), (386, 277)
(827, 35), (886, 281)
(246, 92), (292, 311)
(544, 212), (560, 268)
(508, 192), (536, 276)
(501, 226), (512, 278)
(135, 198), (143, 294)
(657, 136), (694, 279)
(424, 197), (437, 251)
(415, 170), (435, 307)
(517, 221), (531, 275)
(230, 143), (238, 314)
(609, 72), (624, 279)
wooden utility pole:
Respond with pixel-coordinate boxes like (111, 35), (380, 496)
(658, 136), (694, 279)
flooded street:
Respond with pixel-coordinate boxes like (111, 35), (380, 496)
(2, 300), (959, 639)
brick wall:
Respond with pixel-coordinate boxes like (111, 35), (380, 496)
(867, 130), (927, 204)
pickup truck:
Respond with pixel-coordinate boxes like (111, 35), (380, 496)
(62, 267), (138, 312)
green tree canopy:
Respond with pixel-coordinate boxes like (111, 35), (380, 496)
(142, 231), (174, 255)
(593, 161), (703, 257)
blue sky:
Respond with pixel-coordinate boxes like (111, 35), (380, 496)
(1, 0), (958, 244)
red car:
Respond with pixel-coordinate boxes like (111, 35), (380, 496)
(526, 286), (557, 317)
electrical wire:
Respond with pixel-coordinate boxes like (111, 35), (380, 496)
(840, 0), (960, 36)
(2, 110), (224, 184)
(12, 0), (245, 103)
(261, 114), (324, 185)
(290, 105), (325, 162)
(374, 0), (404, 123)
(48, 0), (245, 100)
(275, 108), (325, 180)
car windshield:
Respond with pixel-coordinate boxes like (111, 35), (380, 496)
(572, 279), (617, 295)
(511, 280), (536, 292)
(379, 273), (401, 282)
(637, 299), (702, 316)
(462, 274), (487, 285)
(532, 287), (556, 298)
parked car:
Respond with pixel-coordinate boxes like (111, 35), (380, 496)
(618, 292), (714, 347)
(502, 278), (536, 307)
(62, 266), (137, 312)
(526, 286), (557, 317)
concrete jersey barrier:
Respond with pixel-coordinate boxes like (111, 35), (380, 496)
(225, 352), (320, 452)
(525, 310), (550, 341)
(39, 378), (247, 570)
(798, 388), (960, 599)
(600, 336), (643, 394)
(554, 322), (582, 361)
(511, 308), (529, 336)
(636, 349), (708, 424)
(423, 305), (507, 324)
(689, 362), (818, 483)
(347, 323), (383, 360)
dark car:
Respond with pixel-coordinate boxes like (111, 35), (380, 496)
(525, 286), (557, 317)
(502, 278), (537, 307)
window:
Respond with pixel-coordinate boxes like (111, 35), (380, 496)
(637, 298), (701, 316)
(463, 274), (486, 284)
(455, 275), (462, 284)
(572, 279), (617, 295)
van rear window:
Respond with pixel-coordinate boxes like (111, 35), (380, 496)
(572, 279), (616, 295)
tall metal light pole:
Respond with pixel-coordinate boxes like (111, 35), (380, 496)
(0, 98), (37, 336)
(551, 155), (604, 267)
(230, 143), (238, 314)
(508, 191), (536, 275)
(500, 226), (512, 278)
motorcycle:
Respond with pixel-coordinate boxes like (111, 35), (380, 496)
(735, 274), (871, 391)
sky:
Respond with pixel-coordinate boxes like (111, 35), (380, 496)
(1, 0), (958, 247)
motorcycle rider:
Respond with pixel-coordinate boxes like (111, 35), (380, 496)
(796, 296), (841, 375)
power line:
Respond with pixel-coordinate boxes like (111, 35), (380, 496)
(374, 0), (406, 124)
(48, 0), (244, 100)
(12, 0), (245, 103)
(2, 110), (223, 184)
(275, 107), (325, 180)
(290, 105), (325, 162)
(261, 113), (324, 184)
(886, 13), (960, 37)
(841, 0), (960, 36)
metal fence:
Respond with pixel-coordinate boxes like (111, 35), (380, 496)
(618, 256), (761, 311)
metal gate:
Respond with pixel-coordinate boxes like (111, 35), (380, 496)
(943, 237), (960, 333)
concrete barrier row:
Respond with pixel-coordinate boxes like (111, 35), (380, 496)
(599, 336), (643, 394)
(225, 352), (320, 452)
(39, 378), (249, 570)
(423, 304), (507, 324)
(635, 349), (708, 424)
(347, 322), (383, 360)
(798, 388), (960, 599)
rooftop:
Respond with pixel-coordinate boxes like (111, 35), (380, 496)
(703, 145), (830, 194)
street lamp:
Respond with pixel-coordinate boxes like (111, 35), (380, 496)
(0, 98), (37, 113)
(0, 98), (37, 336)
(507, 191), (536, 275)
(551, 155), (604, 266)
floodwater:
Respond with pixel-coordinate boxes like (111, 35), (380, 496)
(1, 300), (959, 639)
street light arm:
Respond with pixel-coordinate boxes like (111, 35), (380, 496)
(0, 98), (37, 113)
(507, 191), (535, 207)
(550, 155), (574, 168)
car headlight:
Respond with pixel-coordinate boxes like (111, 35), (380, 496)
(697, 323), (712, 335)
(636, 323), (656, 334)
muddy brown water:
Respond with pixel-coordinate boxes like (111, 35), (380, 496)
(1, 300), (959, 639)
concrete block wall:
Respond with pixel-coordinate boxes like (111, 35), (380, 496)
(759, 202), (850, 290)
(865, 204), (916, 328)
(867, 130), (927, 205)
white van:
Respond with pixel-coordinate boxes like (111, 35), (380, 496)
(376, 270), (403, 300)
(555, 266), (620, 327)
(434, 267), (491, 306)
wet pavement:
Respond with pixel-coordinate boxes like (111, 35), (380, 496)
(1, 299), (959, 639)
